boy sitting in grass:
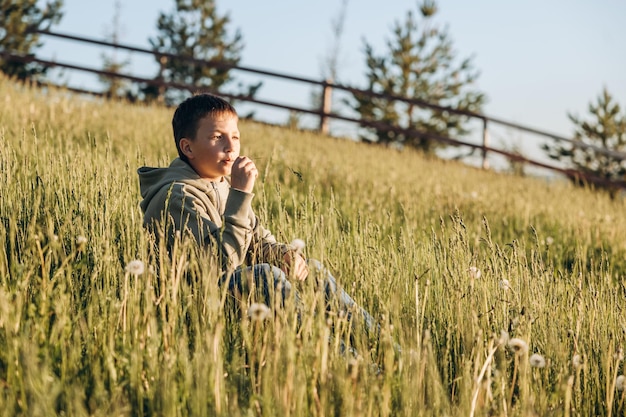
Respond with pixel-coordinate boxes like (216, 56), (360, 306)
(137, 93), (376, 343)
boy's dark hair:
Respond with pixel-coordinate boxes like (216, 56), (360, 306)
(172, 94), (238, 163)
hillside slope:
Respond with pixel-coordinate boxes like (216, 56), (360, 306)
(2, 76), (626, 416)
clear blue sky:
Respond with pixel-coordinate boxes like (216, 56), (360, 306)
(39, 0), (626, 164)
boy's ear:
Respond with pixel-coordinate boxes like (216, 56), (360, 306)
(179, 138), (194, 159)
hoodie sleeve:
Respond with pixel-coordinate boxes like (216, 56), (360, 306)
(247, 215), (291, 266)
(165, 183), (254, 271)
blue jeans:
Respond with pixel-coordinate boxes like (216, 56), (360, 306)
(221, 259), (377, 337)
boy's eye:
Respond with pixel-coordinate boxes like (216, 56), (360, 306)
(211, 134), (222, 140)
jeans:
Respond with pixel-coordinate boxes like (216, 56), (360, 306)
(221, 259), (377, 338)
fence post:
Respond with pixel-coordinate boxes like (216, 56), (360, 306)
(482, 118), (489, 169)
(157, 55), (168, 104)
(319, 79), (332, 135)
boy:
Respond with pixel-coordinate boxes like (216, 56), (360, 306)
(137, 93), (374, 332)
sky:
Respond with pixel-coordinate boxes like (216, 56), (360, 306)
(37, 0), (626, 169)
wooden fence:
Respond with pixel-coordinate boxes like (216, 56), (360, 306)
(3, 28), (626, 190)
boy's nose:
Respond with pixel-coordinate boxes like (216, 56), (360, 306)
(223, 136), (236, 150)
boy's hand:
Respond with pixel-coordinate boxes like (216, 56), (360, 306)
(230, 156), (258, 193)
(282, 252), (309, 281)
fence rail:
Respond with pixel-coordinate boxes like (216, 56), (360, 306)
(5, 28), (626, 190)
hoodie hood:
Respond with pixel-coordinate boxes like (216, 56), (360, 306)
(138, 158), (226, 214)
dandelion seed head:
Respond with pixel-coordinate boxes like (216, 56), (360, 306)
(529, 353), (546, 368)
(290, 238), (306, 253)
(248, 303), (270, 322)
(545, 236), (554, 246)
(510, 316), (520, 331)
(76, 235), (87, 246)
(498, 330), (509, 345)
(572, 354), (582, 370)
(125, 260), (145, 276)
(507, 338), (528, 355)
(499, 279), (510, 291)
(468, 266), (481, 280)
(617, 375), (626, 392)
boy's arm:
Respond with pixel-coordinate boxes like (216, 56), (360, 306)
(166, 183), (253, 271)
(251, 221), (308, 280)
(251, 219), (289, 262)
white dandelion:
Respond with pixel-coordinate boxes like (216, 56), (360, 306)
(125, 260), (145, 276)
(617, 375), (626, 392)
(290, 238), (306, 253)
(499, 279), (511, 291)
(498, 330), (510, 345)
(572, 354), (583, 370)
(529, 353), (546, 368)
(76, 235), (88, 248)
(545, 236), (554, 246)
(248, 303), (271, 322)
(468, 266), (481, 280)
(507, 338), (528, 355)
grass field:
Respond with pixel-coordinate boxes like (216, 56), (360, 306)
(2, 75), (626, 416)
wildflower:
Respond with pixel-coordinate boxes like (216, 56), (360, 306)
(498, 330), (509, 345)
(507, 338), (528, 355)
(290, 238), (306, 253)
(529, 353), (546, 368)
(248, 303), (270, 322)
(509, 316), (520, 331)
(499, 279), (511, 291)
(125, 260), (145, 276)
(468, 266), (481, 280)
(545, 236), (554, 246)
(76, 235), (88, 248)
(617, 375), (626, 392)
(572, 354), (582, 370)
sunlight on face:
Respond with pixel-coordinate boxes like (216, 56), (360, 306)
(185, 114), (240, 181)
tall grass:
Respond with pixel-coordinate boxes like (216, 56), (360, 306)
(1, 75), (626, 416)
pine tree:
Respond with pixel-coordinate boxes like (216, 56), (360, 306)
(349, 0), (485, 153)
(0, 0), (64, 80)
(543, 88), (626, 196)
(148, 0), (245, 104)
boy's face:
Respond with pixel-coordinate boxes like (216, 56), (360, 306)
(180, 114), (240, 181)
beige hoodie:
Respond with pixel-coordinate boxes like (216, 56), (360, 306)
(138, 158), (287, 272)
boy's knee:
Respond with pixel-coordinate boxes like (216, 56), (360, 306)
(255, 263), (292, 300)
(306, 258), (323, 271)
